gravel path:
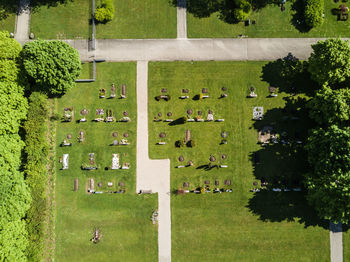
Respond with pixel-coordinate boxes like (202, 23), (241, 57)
(330, 222), (343, 262)
(15, 0), (30, 42)
(177, 0), (187, 39)
(136, 61), (171, 262)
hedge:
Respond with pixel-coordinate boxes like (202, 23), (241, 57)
(304, 0), (324, 28)
(24, 92), (49, 261)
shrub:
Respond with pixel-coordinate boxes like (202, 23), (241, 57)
(187, 140), (195, 147)
(95, 0), (115, 23)
(176, 140), (185, 148)
(24, 92), (49, 261)
(0, 31), (21, 60)
(304, 0), (324, 28)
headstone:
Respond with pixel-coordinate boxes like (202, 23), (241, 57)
(29, 32), (34, 39)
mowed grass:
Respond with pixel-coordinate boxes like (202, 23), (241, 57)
(96, 0), (177, 39)
(344, 230), (350, 261)
(30, 0), (90, 39)
(187, 0), (350, 38)
(148, 61), (330, 261)
(0, 13), (15, 33)
(55, 62), (158, 261)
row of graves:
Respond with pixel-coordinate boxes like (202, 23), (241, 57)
(63, 108), (131, 123)
(176, 179), (233, 195)
(157, 129), (229, 147)
(155, 87), (228, 101)
(153, 109), (225, 123)
(155, 86), (232, 196)
(72, 178), (126, 194)
(99, 83), (127, 99)
(250, 86), (305, 193)
(60, 153), (130, 171)
(61, 132), (131, 146)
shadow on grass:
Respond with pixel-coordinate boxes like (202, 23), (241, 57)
(247, 94), (328, 228)
(291, 0), (312, 33)
(261, 53), (318, 96)
(168, 117), (186, 126)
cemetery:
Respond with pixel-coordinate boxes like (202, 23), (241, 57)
(55, 62), (158, 261)
(148, 61), (330, 261)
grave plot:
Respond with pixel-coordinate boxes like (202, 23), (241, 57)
(148, 61), (330, 261)
(55, 62), (157, 262)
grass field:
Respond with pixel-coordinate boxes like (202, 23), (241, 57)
(30, 0), (91, 39)
(148, 61), (330, 261)
(187, 0), (350, 38)
(55, 62), (158, 261)
(96, 0), (177, 39)
(0, 13), (15, 33)
(344, 230), (350, 261)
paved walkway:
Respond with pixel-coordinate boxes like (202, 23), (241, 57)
(136, 61), (171, 262)
(15, 0), (30, 41)
(91, 38), (329, 62)
(330, 222), (343, 262)
(177, 0), (187, 39)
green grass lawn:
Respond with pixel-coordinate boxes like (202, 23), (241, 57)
(96, 0), (177, 39)
(344, 229), (350, 261)
(55, 62), (158, 261)
(30, 0), (91, 39)
(188, 0), (350, 38)
(148, 61), (330, 261)
(0, 13), (15, 33)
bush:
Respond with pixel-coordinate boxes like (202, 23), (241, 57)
(304, 0), (324, 28)
(187, 140), (195, 147)
(95, 0), (115, 23)
(24, 92), (49, 261)
(176, 140), (185, 148)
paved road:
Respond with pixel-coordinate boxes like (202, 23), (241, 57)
(330, 222), (343, 262)
(177, 0), (187, 39)
(15, 0), (30, 41)
(136, 61), (171, 262)
(92, 38), (330, 62)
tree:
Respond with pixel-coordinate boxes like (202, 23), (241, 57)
(308, 39), (350, 86)
(308, 85), (350, 126)
(0, 221), (29, 262)
(0, 60), (18, 83)
(0, 82), (28, 135)
(21, 40), (81, 96)
(304, 0), (324, 28)
(0, 31), (21, 60)
(305, 125), (350, 223)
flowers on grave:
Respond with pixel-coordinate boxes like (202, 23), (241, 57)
(99, 88), (106, 98)
(63, 107), (73, 122)
(200, 187), (205, 194)
(199, 93), (204, 100)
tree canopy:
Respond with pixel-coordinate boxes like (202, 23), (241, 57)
(21, 40), (81, 96)
(308, 85), (350, 126)
(305, 125), (350, 223)
(0, 82), (28, 135)
(0, 31), (21, 60)
(308, 39), (350, 87)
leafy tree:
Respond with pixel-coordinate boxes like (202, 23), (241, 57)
(305, 125), (350, 223)
(0, 82), (28, 135)
(308, 39), (350, 86)
(308, 86), (350, 125)
(0, 221), (29, 262)
(0, 60), (18, 82)
(304, 0), (324, 28)
(0, 31), (21, 60)
(21, 40), (81, 96)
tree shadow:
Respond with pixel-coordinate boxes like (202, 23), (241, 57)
(261, 53), (318, 96)
(247, 96), (328, 228)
